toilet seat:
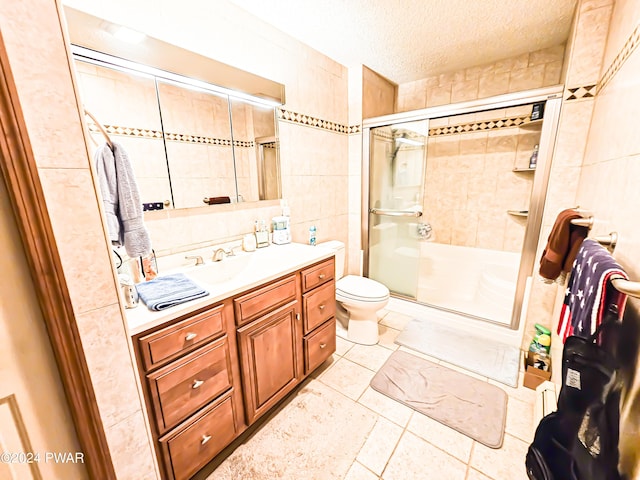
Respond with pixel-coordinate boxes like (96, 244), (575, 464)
(336, 275), (390, 303)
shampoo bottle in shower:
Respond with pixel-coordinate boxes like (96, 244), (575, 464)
(529, 144), (539, 169)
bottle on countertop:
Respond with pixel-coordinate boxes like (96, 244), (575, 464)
(309, 225), (317, 246)
(529, 144), (539, 169)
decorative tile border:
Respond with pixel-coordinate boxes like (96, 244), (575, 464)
(564, 84), (597, 101)
(87, 123), (254, 147)
(599, 23), (640, 93)
(277, 108), (361, 134)
(429, 115), (532, 136)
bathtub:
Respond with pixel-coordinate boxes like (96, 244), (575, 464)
(416, 242), (520, 325)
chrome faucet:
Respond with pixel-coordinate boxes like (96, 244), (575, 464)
(185, 255), (204, 266)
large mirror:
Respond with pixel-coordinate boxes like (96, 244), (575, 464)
(66, 6), (284, 210)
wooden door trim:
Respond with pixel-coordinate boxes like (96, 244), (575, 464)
(0, 34), (116, 479)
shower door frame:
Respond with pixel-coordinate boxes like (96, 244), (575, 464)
(361, 85), (564, 330)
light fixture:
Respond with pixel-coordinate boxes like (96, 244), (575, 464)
(70, 45), (282, 109)
(111, 26), (146, 44)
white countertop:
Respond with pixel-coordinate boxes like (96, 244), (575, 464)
(126, 242), (335, 335)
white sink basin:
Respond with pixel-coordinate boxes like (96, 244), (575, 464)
(183, 254), (253, 286)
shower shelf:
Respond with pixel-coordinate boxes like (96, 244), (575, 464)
(507, 210), (529, 217)
(519, 119), (543, 129)
(512, 167), (536, 172)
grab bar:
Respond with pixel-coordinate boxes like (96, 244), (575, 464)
(370, 208), (422, 217)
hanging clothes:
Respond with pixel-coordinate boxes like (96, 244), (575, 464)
(94, 142), (152, 258)
(558, 239), (628, 342)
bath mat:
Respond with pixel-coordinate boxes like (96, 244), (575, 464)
(395, 318), (520, 387)
(371, 350), (507, 448)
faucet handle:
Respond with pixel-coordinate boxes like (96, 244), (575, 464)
(185, 255), (204, 266)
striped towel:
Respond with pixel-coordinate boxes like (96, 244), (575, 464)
(136, 273), (209, 311)
(558, 239), (627, 342)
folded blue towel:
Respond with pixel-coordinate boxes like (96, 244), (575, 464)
(136, 273), (209, 311)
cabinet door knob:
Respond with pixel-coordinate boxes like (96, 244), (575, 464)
(319, 343), (327, 349)
(201, 434), (212, 445)
(318, 304), (325, 310)
(192, 379), (204, 389)
(185, 332), (198, 341)
(295, 313), (300, 321)
(318, 273), (326, 279)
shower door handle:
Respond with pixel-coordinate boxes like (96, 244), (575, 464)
(370, 208), (422, 217)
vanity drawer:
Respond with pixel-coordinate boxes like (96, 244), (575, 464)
(304, 318), (336, 374)
(138, 304), (225, 370)
(147, 336), (232, 433)
(234, 274), (297, 326)
(160, 391), (237, 480)
(301, 258), (334, 293)
(303, 281), (336, 333)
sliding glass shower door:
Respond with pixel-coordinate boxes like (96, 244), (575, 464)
(367, 120), (428, 298)
(364, 90), (562, 329)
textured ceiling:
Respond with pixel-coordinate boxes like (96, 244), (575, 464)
(228, 0), (577, 84)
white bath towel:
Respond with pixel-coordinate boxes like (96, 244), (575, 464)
(94, 142), (151, 258)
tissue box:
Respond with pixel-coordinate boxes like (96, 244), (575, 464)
(523, 351), (552, 390)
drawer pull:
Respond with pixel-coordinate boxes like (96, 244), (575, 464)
(192, 379), (204, 389)
(318, 304), (325, 310)
(201, 434), (212, 445)
(319, 343), (327, 349)
(318, 273), (326, 279)
(185, 332), (198, 341)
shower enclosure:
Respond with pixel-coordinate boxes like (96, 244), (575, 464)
(363, 87), (563, 329)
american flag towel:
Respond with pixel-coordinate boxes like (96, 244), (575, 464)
(558, 239), (628, 342)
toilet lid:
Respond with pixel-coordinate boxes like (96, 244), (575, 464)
(336, 275), (389, 302)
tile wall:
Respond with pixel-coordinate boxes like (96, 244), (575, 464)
(64, 0), (351, 255)
(396, 45), (565, 112)
(1, 1), (159, 478)
(423, 106), (539, 251)
(572, 0), (640, 475)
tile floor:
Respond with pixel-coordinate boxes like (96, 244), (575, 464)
(211, 306), (542, 480)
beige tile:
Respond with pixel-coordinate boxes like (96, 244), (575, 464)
(356, 416), (404, 475)
(407, 412), (473, 463)
(505, 397), (535, 443)
(336, 335), (356, 356)
(543, 60), (564, 85)
(345, 344), (393, 372)
(478, 72), (510, 99)
(466, 468), (494, 480)
(426, 85), (452, 107)
(451, 79), (479, 103)
(508, 65), (545, 93)
(104, 411), (158, 480)
(488, 371), (537, 405)
(382, 431), (467, 480)
(320, 358), (376, 400)
(379, 311), (412, 330)
(358, 387), (414, 427)
(39, 168), (120, 314)
(378, 325), (401, 350)
(345, 462), (380, 480)
(470, 433), (530, 480)
(76, 305), (143, 429)
(528, 44), (566, 66)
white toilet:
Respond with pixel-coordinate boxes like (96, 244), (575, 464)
(318, 241), (390, 345)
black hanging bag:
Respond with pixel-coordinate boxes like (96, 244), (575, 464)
(526, 307), (623, 480)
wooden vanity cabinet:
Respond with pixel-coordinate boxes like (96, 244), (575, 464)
(133, 300), (244, 480)
(301, 257), (336, 374)
(133, 256), (337, 480)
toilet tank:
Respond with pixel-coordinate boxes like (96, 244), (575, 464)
(316, 240), (345, 280)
